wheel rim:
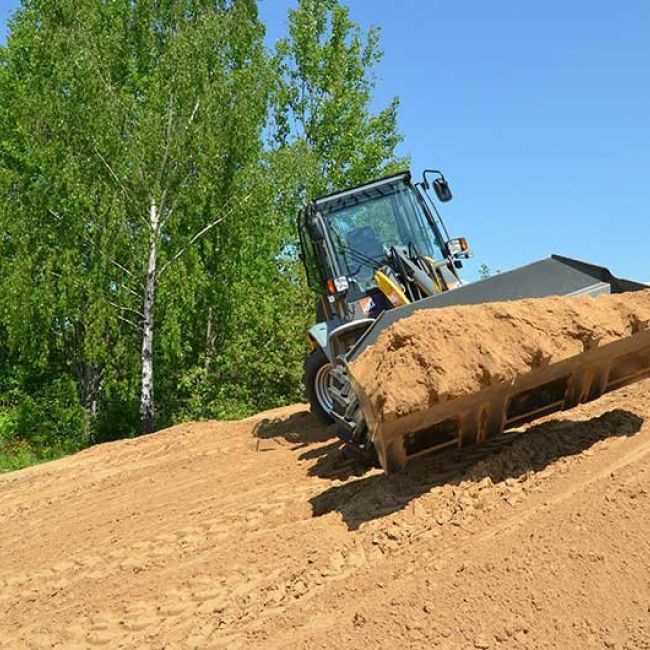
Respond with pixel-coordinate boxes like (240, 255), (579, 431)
(314, 362), (334, 414)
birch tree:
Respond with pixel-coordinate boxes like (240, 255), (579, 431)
(196, 0), (409, 417)
(0, 0), (271, 433)
(273, 0), (406, 195)
(0, 0), (407, 457)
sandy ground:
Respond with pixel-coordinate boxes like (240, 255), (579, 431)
(3, 381), (650, 648)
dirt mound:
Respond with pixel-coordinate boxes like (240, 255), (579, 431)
(350, 290), (650, 422)
(2, 383), (650, 648)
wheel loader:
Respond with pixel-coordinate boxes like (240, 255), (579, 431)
(298, 169), (650, 472)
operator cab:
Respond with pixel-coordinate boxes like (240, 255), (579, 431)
(298, 170), (470, 322)
(320, 177), (444, 297)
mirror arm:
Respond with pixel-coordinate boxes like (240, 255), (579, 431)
(422, 169), (445, 188)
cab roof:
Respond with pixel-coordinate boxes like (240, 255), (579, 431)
(313, 170), (411, 214)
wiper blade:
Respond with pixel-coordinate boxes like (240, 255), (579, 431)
(338, 242), (383, 270)
(331, 228), (384, 273)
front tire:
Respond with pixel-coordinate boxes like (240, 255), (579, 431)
(304, 348), (335, 424)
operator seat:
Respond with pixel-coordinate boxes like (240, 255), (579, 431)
(346, 225), (385, 261)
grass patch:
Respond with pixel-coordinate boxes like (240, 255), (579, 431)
(0, 408), (84, 473)
(0, 438), (78, 473)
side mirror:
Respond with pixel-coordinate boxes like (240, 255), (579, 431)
(433, 178), (453, 202)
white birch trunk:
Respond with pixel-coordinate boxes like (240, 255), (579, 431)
(140, 198), (159, 433)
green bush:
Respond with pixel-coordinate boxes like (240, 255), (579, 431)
(0, 407), (60, 472)
(0, 408), (18, 445)
(14, 377), (87, 452)
(0, 377), (87, 470)
(174, 365), (255, 422)
(91, 397), (139, 444)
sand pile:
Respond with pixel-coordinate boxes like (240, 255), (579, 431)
(350, 290), (650, 422)
(3, 382), (650, 647)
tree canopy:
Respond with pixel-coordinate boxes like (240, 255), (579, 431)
(0, 0), (405, 469)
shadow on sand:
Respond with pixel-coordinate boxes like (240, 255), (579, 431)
(307, 408), (643, 531)
(252, 409), (335, 447)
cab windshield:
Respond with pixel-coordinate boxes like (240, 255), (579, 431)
(322, 181), (443, 291)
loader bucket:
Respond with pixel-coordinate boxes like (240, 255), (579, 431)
(346, 255), (650, 473)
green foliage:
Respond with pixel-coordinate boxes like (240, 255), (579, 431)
(13, 377), (86, 451)
(0, 0), (405, 469)
(478, 263), (492, 279)
(0, 377), (86, 471)
(478, 264), (500, 279)
(273, 0), (406, 192)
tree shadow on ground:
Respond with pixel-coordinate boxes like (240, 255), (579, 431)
(252, 409), (335, 447)
(308, 408), (644, 531)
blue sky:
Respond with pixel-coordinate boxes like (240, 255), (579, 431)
(2, 1), (649, 280)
